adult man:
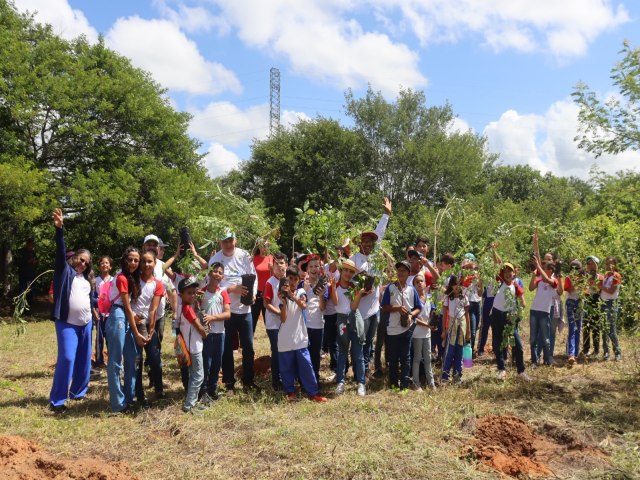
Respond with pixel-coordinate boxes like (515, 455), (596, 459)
(350, 197), (392, 379)
(209, 230), (259, 393)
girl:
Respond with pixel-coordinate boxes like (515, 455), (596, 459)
(564, 260), (584, 365)
(94, 256), (113, 368)
(461, 256), (482, 356)
(441, 275), (470, 385)
(132, 251), (165, 405)
(582, 256), (604, 357)
(529, 257), (561, 366)
(251, 242), (272, 333)
(301, 255), (327, 383)
(412, 274), (435, 391)
(49, 208), (96, 413)
(599, 256), (622, 361)
(106, 247), (146, 413)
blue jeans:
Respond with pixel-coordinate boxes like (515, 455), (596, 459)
(202, 332), (225, 395)
(323, 314), (338, 371)
(279, 348), (319, 396)
(530, 309), (552, 365)
(222, 312), (254, 388)
(566, 299), (582, 357)
(387, 329), (413, 388)
(491, 309), (525, 373)
(106, 305), (138, 412)
(477, 296), (494, 353)
(49, 319), (92, 407)
(468, 301), (480, 352)
(135, 330), (164, 400)
(266, 329), (281, 388)
(362, 312), (379, 375)
(95, 315), (107, 365)
(601, 300), (621, 355)
(307, 327), (323, 383)
(185, 351), (204, 409)
(336, 329), (365, 385)
(431, 314), (444, 360)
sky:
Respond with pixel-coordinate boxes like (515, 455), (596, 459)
(12, 0), (640, 179)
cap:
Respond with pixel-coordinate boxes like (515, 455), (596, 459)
(502, 262), (516, 272)
(395, 260), (411, 271)
(157, 238), (168, 248)
(218, 230), (236, 241)
(178, 277), (200, 293)
(300, 254), (321, 272)
(586, 255), (600, 265)
(339, 259), (359, 273)
(360, 231), (378, 241)
(143, 234), (160, 245)
(407, 250), (422, 259)
(464, 253), (476, 261)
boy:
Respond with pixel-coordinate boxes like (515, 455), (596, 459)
(278, 266), (327, 402)
(200, 262), (231, 402)
(178, 277), (208, 414)
(529, 257), (561, 366)
(263, 252), (288, 390)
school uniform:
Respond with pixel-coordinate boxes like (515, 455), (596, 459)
(491, 280), (526, 373)
(441, 295), (469, 381)
(263, 276), (283, 388)
(200, 288), (231, 397)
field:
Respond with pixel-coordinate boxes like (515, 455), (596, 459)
(1, 307), (639, 479)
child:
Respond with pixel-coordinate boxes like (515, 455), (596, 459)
(300, 254), (327, 383)
(441, 275), (470, 385)
(491, 263), (529, 381)
(564, 260), (584, 365)
(599, 256), (622, 361)
(95, 256), (113, 368)
(529, 257), (561, 366)
(262, 252), (288, 390)
(381, 261), (422, 390)
(412, 273), (435, 391)
(430, 254), (454, 361)
(582, 256), (604, 357)
(461, 254), (482, 355)
(178, 277), (208, 414)
(200, 262), (231, 401)
(277, 266), (327, 402)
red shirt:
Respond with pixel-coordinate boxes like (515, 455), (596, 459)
(253, 255), (273, 292)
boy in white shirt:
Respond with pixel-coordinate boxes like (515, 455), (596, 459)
(278, 266), (327, 403)
(529, 257), (561, 366)
(262, 252), (288, 390)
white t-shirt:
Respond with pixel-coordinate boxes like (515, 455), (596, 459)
(302, 280), (325, 329)
(329, 283), (353, 315)
(277, 288), (309, 353)
(322, 267), (340, 316)
(179, 305), (203, 354)
(600, 273), (621, 300)
(152, 260), (168, 320)
(67, 274), (92, 326)
(262, 276), (282, 330)
(200, 288), (231, 334)
(131, 277), (165, 323)
(463, 275), (482, 303)
(413, 295), (431, 339)
(350, 252), (380, 319)
(209, 248), (257, 314)
(110, 272), (128, 306)
(530, 276), (558, 314)
(382, 283), (422, 336)
(444, 295), (469, 322)
(492, 281), (524, 313)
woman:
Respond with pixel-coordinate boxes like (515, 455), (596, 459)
(106, 246), (146, 413)
(251, 242), (272, 333)
(49, 208), (96, 413)
(94, 256), (113, 368)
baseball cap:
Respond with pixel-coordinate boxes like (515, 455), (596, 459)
(178, 277), (200, 293)
(143, 234), (160, 245)
(395, 260), (411, 271)
(586, 255), (600, 265)
(218, 230), (236, 241)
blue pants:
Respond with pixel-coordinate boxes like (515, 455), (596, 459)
(601, 299), (622, 355)
(530, 309), (552, 365)
(279, 348), (319, 396)
(468, 301), (480, 352)
(566, 299), (582, 357)
(477, 296), (494, 353)
(202, 332), (225, 395)
(106, 306), (138, 412)
(323, 314), (338, 371)
(135, 330), (164, 400)
(337, 329), (365, 385)
(431, 314), (444, 360)
(95, 315), (107, 365)
(491, 309), (525, 373)
(362, 312), (379, 375)
(442, 327), (463, 380)
(387, 329), (413, 388)
(222, 312), (254, 388)
(49, 319), (93, 407)
(266, 329), (281, 388)
(307, 327), (323, 383)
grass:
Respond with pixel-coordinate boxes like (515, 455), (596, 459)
(0, 315), (639, 479)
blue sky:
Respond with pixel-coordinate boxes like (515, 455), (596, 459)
(13, 0), (640, 179)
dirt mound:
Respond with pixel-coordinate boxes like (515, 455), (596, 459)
(236, 355), (271, 378)
(0, 435), (137, 480)
(467, 415), (609, 478)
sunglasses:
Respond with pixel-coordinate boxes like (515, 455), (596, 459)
(126, 257), (140, 264)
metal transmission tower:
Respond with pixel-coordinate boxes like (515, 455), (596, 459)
(269, 67), (280, 136)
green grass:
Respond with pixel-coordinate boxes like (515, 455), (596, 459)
(0, 318), (639, 479)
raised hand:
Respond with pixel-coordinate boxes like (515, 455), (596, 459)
(52, 208), (64, 229)
(382, 197), (392, 215)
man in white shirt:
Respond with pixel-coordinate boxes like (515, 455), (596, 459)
(208, 230), (259, 392)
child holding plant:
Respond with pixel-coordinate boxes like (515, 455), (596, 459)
(599, 256), (622, 361)
(528, 257), (561, 367)
(564, 260), (584, 365)
(262, 252), (289, 390)
(582, 256), (604, 358)
(441, 275), (470, 385)
(412, 273), (435, 391)
(300, 254), (327, 383)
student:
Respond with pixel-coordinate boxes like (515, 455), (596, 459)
(262, 252), (288, 390)
(131, 251), (165, 405)
(49, 208), (96, 414)
(277, 266), (327, 402)
(330, 259), (367, 396)
(411, 274), (435, 391)
(441, 275), (470, 385)
(200, 262), (231, 401)
(431, 253), (455, 361)
(94, 256), (113, 368)
(599, 256), (622, 361)
(106, 247), (146, 413)
(178, 277), (208, 414)
(491, 263), (530, 382)
(564, 260), (584, 365)
(251, 242), (273, 333)
(529, 257), (561, 367)
(461, 254), (482, 356)
(582, 256), (604, 357)
(300, 254), (327, 383)
(322, 253), (341, 377)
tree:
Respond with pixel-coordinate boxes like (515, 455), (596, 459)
(573, 40), (640, 156)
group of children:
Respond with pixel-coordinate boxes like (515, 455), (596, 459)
(46, 201), (624, 415)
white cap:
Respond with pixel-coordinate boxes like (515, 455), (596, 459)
(143, 234), (160, 244)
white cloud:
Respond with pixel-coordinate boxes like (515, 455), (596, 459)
(447, 116), (472, 135)
(484, 100), (640, 178)
(13, 0), (98, 42)
(282, 110), (311, 128)
(189, 102), (270, 146)
(202, 143), (242, 177)
(153, 0), (230, 34)
(105, 16), (241, 95)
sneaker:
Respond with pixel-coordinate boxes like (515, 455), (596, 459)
(286, 392), (297, 401)
(357, 383), (366, 396)
(615, 353), (622, 362)
(410, 384), (423, 392)
(49, 404), (67, 414)
(429, 384), (437, 392)
(497, 370), (506, 381)
(453, 376), (463, 386)
(182, 406), (203, 416)
(517, 372), (532, 382)
(335, 382), (345, 395)
(568, 356), (576, 366)
(309, 394), (328, 403)
(603, 352), (610, 361)
(208, 390), (220, 401)
(200, 393), (214, 406)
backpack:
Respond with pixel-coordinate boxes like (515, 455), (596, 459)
(97, 279), (120, 315)
(174, 331), (191, 367)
